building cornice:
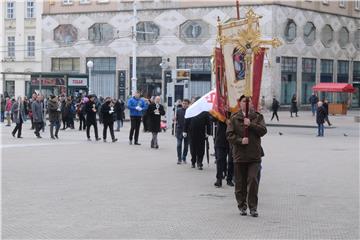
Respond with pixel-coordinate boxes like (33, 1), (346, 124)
(41, 3), (360, 20)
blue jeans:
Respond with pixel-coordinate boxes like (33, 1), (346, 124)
(176, 134), (189, 162)
(317, 123), (324, 136)
(311, 104), (317, 116)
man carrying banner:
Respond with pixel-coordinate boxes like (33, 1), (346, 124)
(226, 95), (267, 217)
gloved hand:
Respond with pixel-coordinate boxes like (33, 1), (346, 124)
(182, 132), (187, 138)
(135, 106), (142, 111)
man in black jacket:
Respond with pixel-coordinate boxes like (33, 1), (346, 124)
(101, 97), (117, 142)
(184, 111), (212, 170)
(48, 95), (61, 139)
(85, 95), (101, 141)
(175, 99), (190, 164)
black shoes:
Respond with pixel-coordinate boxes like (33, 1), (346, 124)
(96, 138), (101, 141)
(55, 135), (58, 139)
(103, 139), (107, 142)
(191, 164), (195, 168)
(250, 209), (258, 217)
(51, 136), (56, 140)
(11, 132), (15, 138)
(129, 140), (132, 145)
(88, 138), (91, 141)
(134, 142), (141, 145)
(112, 138), (118, 143)
(177, 161), (182, 165)
(198, 166), (203, 170)
(240, 208), (247, 216)
(17, 136), (23, 139)
(226, 180), (234, 187)
(214, 179), (222, 188)
(36, 135), (42, 139)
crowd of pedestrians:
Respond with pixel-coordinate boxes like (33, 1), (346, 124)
(2, 90), (334, 218)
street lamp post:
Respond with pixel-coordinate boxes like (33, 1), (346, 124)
(87, 60), (93, 94)
(160, 58), (169, 101)
(131, 1), (138, 95)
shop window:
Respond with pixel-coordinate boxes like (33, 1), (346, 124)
(281, 57), (297, 104)
(301, 58), (316, 104)
(5, 81), (15, 97)
(337, 60), (349, 83)
(320, 59), (333, 83)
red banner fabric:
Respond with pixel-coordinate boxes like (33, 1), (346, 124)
(252, 48), (265, 112)
(211, 47), (227, 122)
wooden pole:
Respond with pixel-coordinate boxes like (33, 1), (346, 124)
(236, 0), (240, 19)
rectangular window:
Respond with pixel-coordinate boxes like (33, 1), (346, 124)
(26, 0), (35, 18)
(337, 60), (349, 83)
(339, 0), (345, 7)
(51, 58), (80, 72)
(320, 59), (333, 83)
(353, 61), (360, 82)
(301, 58), (316, 104)
(27, 36), (35, 57)
(63, 0), (73, 5)
(281, 57), (297, 104)
(6, 1), (15, 19)
(129, 57), (162, 96)
(80, 0), (90, 4)
(5, 81), (15, 97)
(356, 0), (360, 10)
(7, 36), (15, 57)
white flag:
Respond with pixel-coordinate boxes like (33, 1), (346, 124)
(185, 89), (215, 119)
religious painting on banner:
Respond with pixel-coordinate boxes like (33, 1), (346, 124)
(212, 9), (281, 115)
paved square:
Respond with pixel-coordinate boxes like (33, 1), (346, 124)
(2, 111), (359, 239)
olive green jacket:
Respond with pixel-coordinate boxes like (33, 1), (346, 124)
(226, 111), (267, 163)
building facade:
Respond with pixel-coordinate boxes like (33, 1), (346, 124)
(41, 0), (360, 107)
(0, 0), (42, 98)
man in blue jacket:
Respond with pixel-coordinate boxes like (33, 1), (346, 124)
(127, 91), (148, 145)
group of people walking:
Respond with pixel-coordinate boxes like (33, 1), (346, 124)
(174, 95), (267, 217)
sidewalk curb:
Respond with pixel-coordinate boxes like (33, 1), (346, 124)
(267, 123), (336, 129)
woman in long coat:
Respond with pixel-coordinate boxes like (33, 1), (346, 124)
(290, 94), (298, 117)
(147, 96), (165, 148)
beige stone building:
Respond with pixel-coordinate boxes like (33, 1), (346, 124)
(1, 0), (43, 98)
(40, 0), (360, 107)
